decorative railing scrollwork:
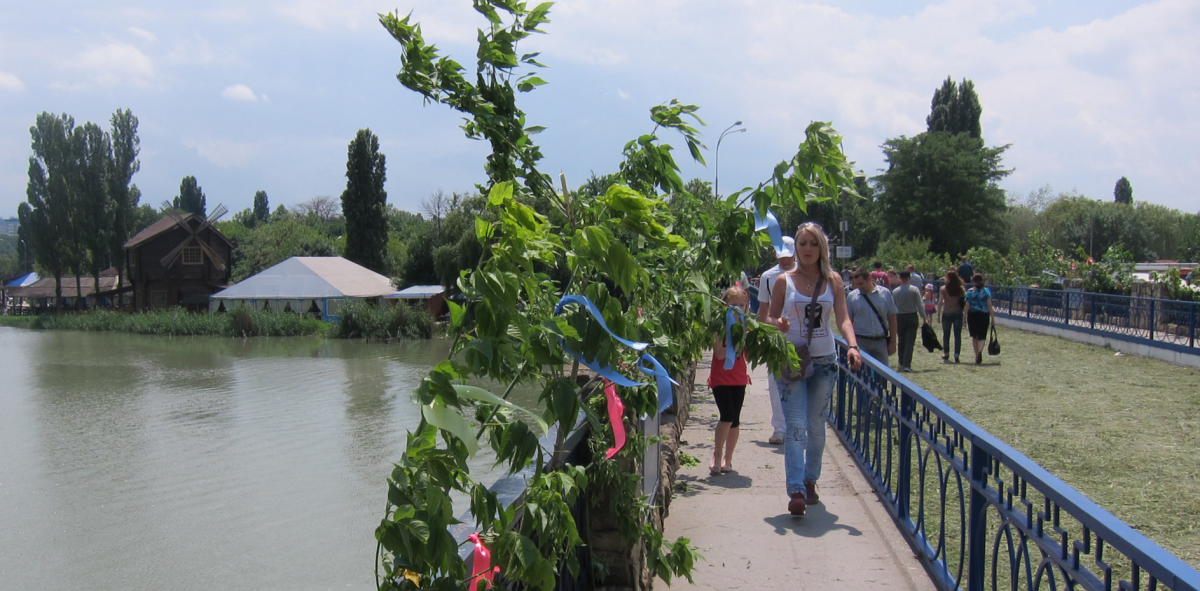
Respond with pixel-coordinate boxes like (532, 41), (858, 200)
(830, 338), (1200, 591)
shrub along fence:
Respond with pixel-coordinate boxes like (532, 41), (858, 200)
(828, 337), (1200, 591)
(991, 286), (1198, 353)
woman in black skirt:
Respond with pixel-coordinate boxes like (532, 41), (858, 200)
(963, 273), (994, 364)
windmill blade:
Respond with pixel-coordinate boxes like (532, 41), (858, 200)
(197, 240), (227, 272)
(207, 204), (228, 223)
(160, 236), (195, 268)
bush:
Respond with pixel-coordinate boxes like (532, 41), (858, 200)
(333, 300), (435, 339)
(25, 307), (328, 337)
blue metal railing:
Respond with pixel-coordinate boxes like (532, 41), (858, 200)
(829, 338), (1200, 591)
(990, 286), (1198, 352)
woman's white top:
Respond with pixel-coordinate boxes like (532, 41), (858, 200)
(781, 273), (836, 357)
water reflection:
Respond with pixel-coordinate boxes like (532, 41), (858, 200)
(0, 328), (464, 591)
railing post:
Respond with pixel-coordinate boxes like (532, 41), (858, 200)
(1149, 299), (1155, 341)
(896, 389), (914, 525)
(836, 362), (847, 433)
(1190, 302), (1196, 349)
(1027, 289), (1032, 318)
(1063, 291), (1070, 325)
(1090, 294), (1097, 330)
(968, 443), (990, 591)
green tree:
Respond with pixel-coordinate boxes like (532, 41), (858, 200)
(108, 109), (140, 303)
(26, 112), (77, 309)
(1114, 176), (1133, 205)
(875, 131), (1011, 256)
(340, 129), (388, 273)
(253, 190), (270, 224)
(231, 217), (337, 282)
(927, 77), (982, 139)
(17, 202), (33, 274)
(173, 175), (207, 217)
(75, 121), (114, 304)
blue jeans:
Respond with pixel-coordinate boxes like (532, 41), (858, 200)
(777, 356), (837, 495)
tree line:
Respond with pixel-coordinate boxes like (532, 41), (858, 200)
(761, 77), (1199, 278)
(21, 110), (142, 306)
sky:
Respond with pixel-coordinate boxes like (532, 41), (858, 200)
(1, 0), (1197, 221)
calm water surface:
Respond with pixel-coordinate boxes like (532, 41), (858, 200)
(0, 327), (520, 591)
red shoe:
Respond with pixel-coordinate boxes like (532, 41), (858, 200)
(805, 480), (820, 505)
(788, 492), (807, 516)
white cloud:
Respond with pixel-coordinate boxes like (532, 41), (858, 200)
(183, 137), (262, 168)
(0, 71), (25, 92)
(55, 42), (155, 88)
(127, 26), (158, 43)
(222, 84), (266, 102)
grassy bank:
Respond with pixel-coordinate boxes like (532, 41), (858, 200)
(2, 303), (439, 340)
(23, 307), (328, 337)
(901, 324), (1200, 569)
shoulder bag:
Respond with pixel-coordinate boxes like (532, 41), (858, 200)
(861, 289), (890, 340)
(779, 273), (825, 385)
(988, 324), (1001, 355)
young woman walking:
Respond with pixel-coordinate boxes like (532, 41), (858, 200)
(766, 222), (862, 516)
(938, 271), (966, 363)
(709, 286), (752, 476)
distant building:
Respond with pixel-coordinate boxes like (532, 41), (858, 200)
(125, 213), (233, 312)
(0, 218), (17, 236)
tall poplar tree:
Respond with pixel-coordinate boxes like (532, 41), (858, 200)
(253, 190), (270, 224)
(340, 128), (388, 273)
(108, 109), (140, 302)
(1114, 177), (1133, 205)
(75, 121), (113, 303)
(927, 77), (982, 139)
(174, 176), (207, 217)
(27, 112), (77, 309)
(16, 202), (33, 274)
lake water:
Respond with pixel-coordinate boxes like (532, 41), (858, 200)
(0, 327), (518, 591)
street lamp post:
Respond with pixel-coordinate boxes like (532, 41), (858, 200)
(714, 121), (746, 199)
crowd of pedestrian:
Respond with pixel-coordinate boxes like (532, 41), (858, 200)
(719, 223), (999, 516)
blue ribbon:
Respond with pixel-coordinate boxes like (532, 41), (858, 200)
(753, 208), (785, 257)
(554, 294), (678, 413)
(724, 305), (746, 370)
(637, 354), (679, 414)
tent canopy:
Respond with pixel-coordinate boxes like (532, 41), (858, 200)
(386, 285), (444, 299)
(211, 257), (395, 300)
(6, 272), (39, 288)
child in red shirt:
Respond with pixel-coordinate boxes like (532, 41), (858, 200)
(709, 286), (752, 475)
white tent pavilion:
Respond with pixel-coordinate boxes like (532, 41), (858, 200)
(209, 257), (396, 321)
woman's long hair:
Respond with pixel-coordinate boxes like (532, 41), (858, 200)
(945, 270), (965, 297)
(794, 222), (833, 281)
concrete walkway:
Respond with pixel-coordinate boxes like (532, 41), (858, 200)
(662, 359), (936, 591)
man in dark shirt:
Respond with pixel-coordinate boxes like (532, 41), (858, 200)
(957, 256), (975, 283)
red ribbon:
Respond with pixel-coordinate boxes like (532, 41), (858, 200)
(467, 533), (497, 589)
(604, 379), (626, 459)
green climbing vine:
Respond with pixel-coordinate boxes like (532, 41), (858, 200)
(375, 2), (861, 589)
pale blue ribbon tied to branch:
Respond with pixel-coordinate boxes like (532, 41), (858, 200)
(724, 305), (746, 370)
(553, 294), (680, 414)
(753, 208), (786, 257)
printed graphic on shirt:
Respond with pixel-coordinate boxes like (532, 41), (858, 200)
(796, 301), (829, 339)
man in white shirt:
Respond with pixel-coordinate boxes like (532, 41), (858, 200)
(755, 236), (795, 445)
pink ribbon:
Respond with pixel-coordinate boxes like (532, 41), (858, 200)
(604, 379), (626, 459)
(467, 533), (497, 589)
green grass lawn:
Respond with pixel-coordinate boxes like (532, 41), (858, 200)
(899, 323), (1200, 570)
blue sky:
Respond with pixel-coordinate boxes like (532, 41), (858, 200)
(1, 0), (1196, 220)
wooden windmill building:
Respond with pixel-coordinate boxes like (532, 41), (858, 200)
(124, 207), (232, 312)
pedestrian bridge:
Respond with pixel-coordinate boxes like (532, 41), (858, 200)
(663, 340), (1200, 591)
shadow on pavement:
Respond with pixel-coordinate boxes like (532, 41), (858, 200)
(763, 506), (864, 538)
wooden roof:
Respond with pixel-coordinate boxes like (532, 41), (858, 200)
(124, 213), (232, 249)
(10, 274), (130, 298)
